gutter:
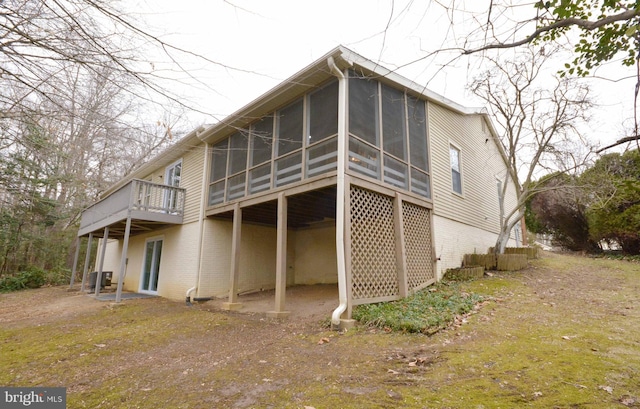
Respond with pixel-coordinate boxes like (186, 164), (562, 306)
(328, 56), (349, 328)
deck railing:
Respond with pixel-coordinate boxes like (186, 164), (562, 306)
(78, 179), (185, 235)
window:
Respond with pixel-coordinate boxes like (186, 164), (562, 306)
(250, 117), (273, 167)
(210, 140), (228, 182)
(164, 159), (182, 212)
(276, 99), (303, 156)
(408, 95), (428, 171)
(348, 72), (432, 199)
(381, 84), (406, 160)
(308, 81), (338, 145)
(348, 71), (379, 145)
(227, 132), (248, 175)
(450, 145), (462, 194)
(165, 160), (182, 187)
(209, 140), (228, 205)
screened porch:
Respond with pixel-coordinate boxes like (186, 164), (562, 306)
(200, 56), (437, 322)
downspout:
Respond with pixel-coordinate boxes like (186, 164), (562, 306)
(328, 56), (348, 328)
(186, 135), (210, 305)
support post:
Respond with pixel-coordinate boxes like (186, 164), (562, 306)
(69, 236), (81, 289)
(115, 217), (132, 303)
(267, 192), (290, 318)
(80, 233), (93, 292)
(394, 192), (408, 297)
(222, 203), (243, 311)
(94, 227), (109, 297)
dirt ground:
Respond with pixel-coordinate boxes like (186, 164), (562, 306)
(1, 252), (640, 408)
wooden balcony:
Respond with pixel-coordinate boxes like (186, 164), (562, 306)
(78, 179), (186, 238)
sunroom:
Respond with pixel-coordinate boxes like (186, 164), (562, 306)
(199, 47), (436, 326)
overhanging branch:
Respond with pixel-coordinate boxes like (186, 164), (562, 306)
(596, 135), (640, 153)
(463, 8), (640, 55)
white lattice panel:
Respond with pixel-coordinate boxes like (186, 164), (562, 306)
(350, 186), (399, 300)
(402, 202), (434, 290)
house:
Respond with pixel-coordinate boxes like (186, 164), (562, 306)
(73, 46), (519, 328)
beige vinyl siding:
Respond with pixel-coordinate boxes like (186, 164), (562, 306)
(181, 144), (205, 223)
(141, 169), (164, 184)
(428, 102), (521, 274)
(428, 103), (509, 234)
(102, 223), (200, 301)
(139, 143), (205, 224)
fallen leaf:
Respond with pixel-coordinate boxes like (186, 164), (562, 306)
(94, 344), (106, 348)
(387, 390), (402, 400)
(599, 385), (613, 394)
(408, 361), (417, 367)
(318, 337), (330, 345)
(387, 369), (399, 374)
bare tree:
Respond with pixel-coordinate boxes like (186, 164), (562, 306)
(429, 0), (640, 151)
(0, 60), (182, 275)
(469, 47), (593, 253)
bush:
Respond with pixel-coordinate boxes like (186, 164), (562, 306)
(44, 268), (71, 286)
(0, 267), (47, 292)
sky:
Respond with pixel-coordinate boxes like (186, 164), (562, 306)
(130, 0), (635, 153)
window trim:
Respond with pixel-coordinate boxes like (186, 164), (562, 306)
(449, 142), (463, 196)
(139, 235), (163, 295)
(164, 159), (183, 212)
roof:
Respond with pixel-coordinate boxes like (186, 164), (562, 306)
(197, 45), (488, 145)
(101, 45), (502, 198)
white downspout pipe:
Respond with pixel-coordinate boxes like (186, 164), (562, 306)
(328, 56), (348, 328)
(187, 136), (209, 305)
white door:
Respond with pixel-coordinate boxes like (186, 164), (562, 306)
(164, 160), (182, 212)
(140, 238), (162, 294)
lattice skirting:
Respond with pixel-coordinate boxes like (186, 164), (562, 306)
(349, 185), (434, 305)
(402, 201), (435, 290)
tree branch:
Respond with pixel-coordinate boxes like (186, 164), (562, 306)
(463, 8), (640, 55)
(596, 135), (640, 153)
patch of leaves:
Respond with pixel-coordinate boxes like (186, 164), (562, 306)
(353, 282), (484, 334)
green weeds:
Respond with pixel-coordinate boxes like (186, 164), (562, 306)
(0, 267), (46, 292)
(353, 282), (484, 334)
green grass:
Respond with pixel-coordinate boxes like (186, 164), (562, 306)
(2, 253), (640, 408)
(352, 282), (484, 334)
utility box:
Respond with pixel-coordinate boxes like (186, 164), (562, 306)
(88, 271), (112, 290)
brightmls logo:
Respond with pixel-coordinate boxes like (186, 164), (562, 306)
(1, 388), (66, 408)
